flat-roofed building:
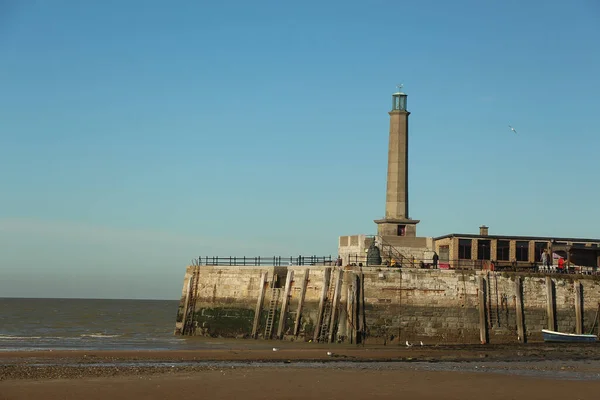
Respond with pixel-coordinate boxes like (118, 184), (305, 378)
(434, 225), (600, 271)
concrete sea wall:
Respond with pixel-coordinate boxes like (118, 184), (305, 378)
(175, 266), (600, 344)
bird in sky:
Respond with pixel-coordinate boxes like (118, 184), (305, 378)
(508, 125), (517, 134)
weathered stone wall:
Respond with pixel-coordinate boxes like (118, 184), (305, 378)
(176, 265), (600, 344)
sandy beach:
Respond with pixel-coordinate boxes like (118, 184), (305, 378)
(2, 344), (600, 399)
(3, 367), (600, 400)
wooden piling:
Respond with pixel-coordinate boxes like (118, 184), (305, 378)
(276, 270), (294, 339)
(293, 269), (309, 337)
(575, 280), (583, 335)
(251, 272), (267, 339)
(348, 274), (359, 344)
(354, 274), (360, 343)
(360, 272), (366, 344)
(179, 271), (193, 331)
(545, 276), (555, 331)
(486, 272), (492, 328)
(346, 285), (353, 344)
(313, 268), (332, 342)
(328, 269), (343, 343)
(597, 303), (600, 337)
(478, 276), (488, 344)
(515, 277), (525, 343)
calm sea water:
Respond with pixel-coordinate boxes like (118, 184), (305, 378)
(0, 298), (220, 351)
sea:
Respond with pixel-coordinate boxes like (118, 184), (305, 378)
(0, 298), (228, 352)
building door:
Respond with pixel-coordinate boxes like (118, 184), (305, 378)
(439, 245), (449, 262)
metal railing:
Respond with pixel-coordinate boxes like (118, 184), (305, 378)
(193, 255), (334, 267)
(359, 235), (417, 268)
(376, 236), (417, 268)
(344, 255), (600, 274)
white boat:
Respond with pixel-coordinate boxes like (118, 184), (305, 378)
(541, 329), (598, 343)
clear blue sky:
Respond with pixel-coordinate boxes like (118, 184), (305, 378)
(1, 0), (599, 299)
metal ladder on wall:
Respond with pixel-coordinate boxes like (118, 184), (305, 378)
(264, 287), (281, 339)
(317, 281), (337, 342)
(182, 266), (200, 335)
(488, 274), (501, 328)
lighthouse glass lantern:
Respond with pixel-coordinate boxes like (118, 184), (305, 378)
(392, 91), (407, 111)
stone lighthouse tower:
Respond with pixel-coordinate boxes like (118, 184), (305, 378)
(374, 86), (420, 238)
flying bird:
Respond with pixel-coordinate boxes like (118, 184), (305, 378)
(508, 125), (517, 134)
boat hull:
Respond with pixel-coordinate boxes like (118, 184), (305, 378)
(542, 329), (598, 343)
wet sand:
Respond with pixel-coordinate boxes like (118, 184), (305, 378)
(3, 367), (600, 400)
(2, 341), (600, 364)
(2, 344), (600, 399)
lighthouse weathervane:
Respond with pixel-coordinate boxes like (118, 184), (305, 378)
(374, 85), (420, 238)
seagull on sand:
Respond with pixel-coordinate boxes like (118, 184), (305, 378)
(508, 125), (517, 134)
(405, 340), (413, 348)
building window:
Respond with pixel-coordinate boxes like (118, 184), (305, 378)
(534, 242), (547, 262)
(516, 241), (529, 262)
(397, 225), (406, 236)
(477, 239), (491, 260)
(497, 240), (510, 261)
(439, 245), (449, 262)
(458, 239), (472, 260)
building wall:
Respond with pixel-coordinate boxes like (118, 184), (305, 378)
(338, 235), (434, 266)
(176, 265), (600, 343)
(338, 235), (372, 265)
(434, 237), (456, 263)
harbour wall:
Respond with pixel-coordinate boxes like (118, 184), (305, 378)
(175, 265), (600, 344)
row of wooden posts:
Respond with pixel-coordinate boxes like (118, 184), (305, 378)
(250, 270), (309, 340)
(478, 275), (597, 344)
(238, 269), (599, 344)
(249, 268), (361, 342)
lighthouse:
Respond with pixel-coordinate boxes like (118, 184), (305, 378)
(374, 86), (420, 238)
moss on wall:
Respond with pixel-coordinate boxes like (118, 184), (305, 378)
(195, 307), (255, 338)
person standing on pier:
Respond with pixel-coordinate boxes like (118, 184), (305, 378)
(541, 250), (548, 270)
(558, 257), (565, 273)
